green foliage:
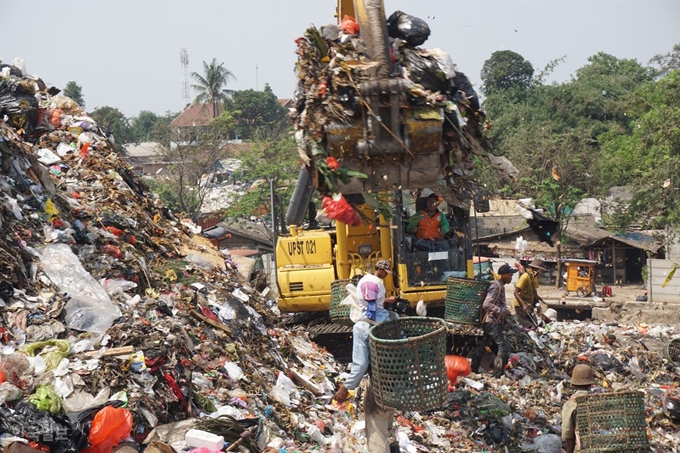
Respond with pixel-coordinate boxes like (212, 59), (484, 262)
(211, 110), (238, 138)
(599, 70), (680, 228)
(225, 84), (288, 140)
(191, 58), (236, 118)
(482, 43), (679, 233)
(147, 177), (201, 216)
(649, 43), (680, 79)
(88, 106), (133, 151)
(129, 110), (178, 143)
(148, 126), (228, 219)
(63, 81), (85, 108)
(224, 137), (299, 225)
(481, 50), (534, 96)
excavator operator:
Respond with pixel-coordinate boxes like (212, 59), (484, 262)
(406, 193), (450, 252)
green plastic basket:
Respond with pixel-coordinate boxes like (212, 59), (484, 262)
(666, 338), (680, 364)
(329, 279), (352, 324)
(445, 278), (490, 325)
(368, 317), (448, 412)
(575, 391), (650, 453)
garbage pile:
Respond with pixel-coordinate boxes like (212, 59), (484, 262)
(291, 12), (517, 223)
(1, 58), (678, 453)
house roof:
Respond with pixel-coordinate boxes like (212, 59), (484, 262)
(123, 142), (166, 158)
(474, 213), (662, 254)
(217, 220), (273, 249)
(169, 103), (224, 128)
(470, 199), (522, 217)
(607, 186), (633, 201)
(471, 215), (530, 241)
(278, 98), (293, 108)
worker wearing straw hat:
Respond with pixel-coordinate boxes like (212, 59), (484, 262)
(514, 258), (547, 328)
(562, 364), (596, 452)
(333, 259), (399, 453)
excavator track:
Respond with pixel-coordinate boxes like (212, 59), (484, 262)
(279, 312), (355, 363)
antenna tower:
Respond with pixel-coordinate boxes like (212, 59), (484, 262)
(180, 47), (189, 103)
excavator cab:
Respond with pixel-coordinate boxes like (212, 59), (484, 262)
(400, 191), (468, 286)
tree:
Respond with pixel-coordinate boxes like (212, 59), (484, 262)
(89, 106), (133, 151)
(598, 70), (680, 228)
(63, 81), (85, 108)
(226, 84), (288, 140)
(511, 127), (589, 287)
(151, 126), (227, 219)
(649, 43), (680, 79)
(224, 136), (300, 233)
(481, 50), (534, 96)
(191, 58), (236, 118)
(130, 110), (178, 143)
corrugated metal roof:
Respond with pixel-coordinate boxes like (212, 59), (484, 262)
(217, 220), (273, 248)
(123, 142), (167, 158)
(471, 215), (530, 240)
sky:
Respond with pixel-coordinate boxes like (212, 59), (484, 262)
(1, 0), (678, 118)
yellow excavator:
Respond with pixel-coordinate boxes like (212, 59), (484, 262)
(276, 0), (490, 334)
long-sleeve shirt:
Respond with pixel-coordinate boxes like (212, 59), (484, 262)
(343, 274), (394, 390)
(482, 279), (510, 324)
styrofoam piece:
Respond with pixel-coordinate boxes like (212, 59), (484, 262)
(185, 428), (225, 450)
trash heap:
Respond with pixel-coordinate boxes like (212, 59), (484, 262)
(1, 59), (679, 453)
(291, 12), (517, 223)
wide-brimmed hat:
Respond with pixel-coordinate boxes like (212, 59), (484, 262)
(375, 259), (393, 274)
(528, 258), (547, 271)
(570, 364), (596, 386)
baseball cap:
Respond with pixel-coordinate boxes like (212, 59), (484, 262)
(375, 259), (393, 274)
(497, 263), (518, 275)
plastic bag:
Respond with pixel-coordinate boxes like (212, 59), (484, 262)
(0, 79), (40, 135)
(386, 11), (430, 46)
(322, 194), (360, 226)
(39, 243), (121, 335)
(29, 384), (63, 414)
(421, 48), (457, 79)
(451, 71), (481, 111)
(402, 49), (448, 93)
(0, 400), (78, 453)
(340, 15), (359, 35)
(82, 405), (133, 453)
(24, 339), (71, 371)
(445, 355), (471, 384)
(0, 352), (31, 386)
(0, 381), (22, 404)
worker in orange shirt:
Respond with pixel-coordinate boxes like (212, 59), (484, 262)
(407, 193), (450, 252)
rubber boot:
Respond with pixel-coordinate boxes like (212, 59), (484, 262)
(492, 356), (505, 378)
(471, 354), (482, 374)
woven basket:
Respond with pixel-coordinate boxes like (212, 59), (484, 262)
(575, 391), (650, 453)
(329, 279), (352, 324)
(666, 338), (680, 364)
(368, 317), (448, 412)
(445, 277), (490, 325)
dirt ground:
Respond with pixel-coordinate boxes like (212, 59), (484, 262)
(537, 282), (648, 303)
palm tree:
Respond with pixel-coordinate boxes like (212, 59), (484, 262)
(191, 58), (236, 118)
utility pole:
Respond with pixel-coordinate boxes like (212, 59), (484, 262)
(255, 65), (259, 91)
(180, 48), (189, 104)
